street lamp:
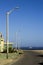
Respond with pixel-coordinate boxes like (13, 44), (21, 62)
(6, 7), (19, 59)
(16, 32), (18, 49)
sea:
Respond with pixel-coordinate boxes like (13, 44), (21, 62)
(20, 47), (43, 50)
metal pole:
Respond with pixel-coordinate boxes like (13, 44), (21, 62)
(16, 32), (17, 49)
(6, 13), (9, 59)
(16, 32), (18, 49)
(6, 7), (19, 59)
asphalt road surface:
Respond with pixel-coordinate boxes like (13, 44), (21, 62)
(12, 50), (43, 65)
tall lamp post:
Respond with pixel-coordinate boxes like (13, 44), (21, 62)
(6, 7), (19, 59)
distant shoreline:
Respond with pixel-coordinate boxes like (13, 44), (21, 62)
(20, 47), (43, 50)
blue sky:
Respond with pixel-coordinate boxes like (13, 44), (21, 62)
(0, 0), (43, 47)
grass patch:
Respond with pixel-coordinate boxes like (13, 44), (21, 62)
(0, 53), (20, 59)
(0, 50), (24, 65)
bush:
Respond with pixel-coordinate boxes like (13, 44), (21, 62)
(3, 47), (13, 53)
(9, 47), (13, 53)
(18, 50), (24, 54)
(13, 48), (18, 53)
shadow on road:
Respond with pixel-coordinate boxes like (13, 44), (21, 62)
(37, 55), (43, 57)
(38, 62), (43, 65)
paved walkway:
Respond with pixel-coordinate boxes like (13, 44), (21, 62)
(12, 51), (43, 65)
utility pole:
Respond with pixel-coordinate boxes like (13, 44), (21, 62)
(6, 12), (9, 59)
(6, 7), (19, 59)
(16, 32), (18, 49)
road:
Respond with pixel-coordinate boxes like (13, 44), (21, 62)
(12, 50), (43, 65)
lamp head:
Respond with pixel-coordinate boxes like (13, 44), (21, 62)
(7, 6), (19, 15)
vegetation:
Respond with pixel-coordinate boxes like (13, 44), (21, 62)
(0, 52), (22, 65)
(0, 43), (24, 65)
(3, 45), (24, 54)
(0, 53), (19, 59)
(3, 44), (13, 53)
(0, 48), (24, 65)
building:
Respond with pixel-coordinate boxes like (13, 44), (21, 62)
(0, 32), (4, 52)
(0, 32), (13, 52)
